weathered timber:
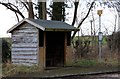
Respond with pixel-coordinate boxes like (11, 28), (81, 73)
(12, 53), (37, 56)
(12, 59), (37, 64)
(8, 19), (78, 67)
(12, 52), (37, 55)
(12, 34), (38, 37)
(12, 44), (38, 47)
(11, 22), (39, 65)
(12, 55), (37, 59)
(14, 30), (37, 33)
(12, 47), (37, 51)
(12, 62), (36, 66)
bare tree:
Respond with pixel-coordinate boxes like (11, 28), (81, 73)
(71, 1), (95, 39)
(0, 2), (25, 21)
(0, 0), (34, 21)
(71, 1), (79, 26)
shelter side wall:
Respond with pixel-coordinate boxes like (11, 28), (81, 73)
(65, 32), (73, 66)
(11, 23), (39, 66)
(65, 46), (73, 66)
(39, 47), (45, 68)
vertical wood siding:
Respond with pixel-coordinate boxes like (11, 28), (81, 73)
(11, 23), (39, 65)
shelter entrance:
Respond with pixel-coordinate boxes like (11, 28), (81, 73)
(46, 32), (65, 67)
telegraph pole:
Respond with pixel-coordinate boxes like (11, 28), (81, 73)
(97, 10), (103, 61)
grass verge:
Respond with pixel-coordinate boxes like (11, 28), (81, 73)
(2, 59), (118, 77)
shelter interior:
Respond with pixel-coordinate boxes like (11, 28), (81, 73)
(39, 29), (71, 67)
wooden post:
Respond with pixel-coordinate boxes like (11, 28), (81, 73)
(43, 32), (46, 68)
(64, 32), (73, 66)
(64, 32), (67, 65)
(39, 32), (46, 69)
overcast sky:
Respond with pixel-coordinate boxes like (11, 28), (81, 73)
(0, 5), (17, 37)
(0, 1), (118, 37)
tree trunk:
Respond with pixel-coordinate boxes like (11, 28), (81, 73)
(38, 2), (46, 20)
(72, 2), (79, 26)
(72, 1), (95, 40)
(28, 0), (34, 19)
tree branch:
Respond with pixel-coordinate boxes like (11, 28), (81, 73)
(0, 2), (25, 19)
(72, 1), (79, 26)
(72, 1), (95, 39)
(19, 0), (29, 11)
(15, 12), (20, 22)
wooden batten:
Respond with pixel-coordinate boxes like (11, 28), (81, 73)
(12, 44), (38, 48)
(12, 52), (37, 55)
(12, 55), (37, 59)
(12, 59), (37, 64)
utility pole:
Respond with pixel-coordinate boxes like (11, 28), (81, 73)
(97, 10), (103, 61)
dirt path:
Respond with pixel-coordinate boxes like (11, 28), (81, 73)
(59, 73), (119, 79)
(2, 73), (119, 79)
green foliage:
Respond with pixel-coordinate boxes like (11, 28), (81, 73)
(50, 2), (66, 21)
(73, 36), (108, 46)
(2, 38), (11, 63)
(73, 59), (98, 67)
(102, 36), (108, 45)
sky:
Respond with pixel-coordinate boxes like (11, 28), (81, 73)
(0, 5), (17, 37)
(0, 1), (118, 37)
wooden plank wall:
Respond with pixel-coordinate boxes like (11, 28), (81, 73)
(11, 23), (39, 65)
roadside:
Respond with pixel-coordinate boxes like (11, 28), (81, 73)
(2, 63), (119, 78)
(2, 70), (120, 79)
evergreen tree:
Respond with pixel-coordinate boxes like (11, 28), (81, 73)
(51, 2), (65, 21)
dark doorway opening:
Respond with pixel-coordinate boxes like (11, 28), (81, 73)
(46, 32), (65, 67)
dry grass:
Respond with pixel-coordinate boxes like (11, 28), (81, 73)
(2, 64), (43, 77)
(2, 58), (118, 78)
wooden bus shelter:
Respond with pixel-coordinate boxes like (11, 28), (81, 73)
(7, 18), (79, 68)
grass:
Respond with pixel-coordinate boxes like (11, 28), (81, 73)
(73, 59), (99, 67)
(2, 58), (118, 77)
(73, 36), (108, 46)
(2, 64), (43, 77)
(72, 58), (118, 72)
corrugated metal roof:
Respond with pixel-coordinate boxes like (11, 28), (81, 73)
(7, 18), (79, 33)
(29, 19), (78, 30)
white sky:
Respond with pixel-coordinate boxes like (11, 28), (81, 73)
(0, 5), (17, 37)
(0, 1), (118, 37)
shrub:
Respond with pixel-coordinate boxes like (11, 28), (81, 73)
(2, 38), (11, 63)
